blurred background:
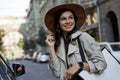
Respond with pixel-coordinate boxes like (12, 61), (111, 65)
(0, 0), (120, 80)
(0, 0), (120, 59)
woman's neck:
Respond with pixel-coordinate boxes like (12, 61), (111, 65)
(62, 31), (68, 39)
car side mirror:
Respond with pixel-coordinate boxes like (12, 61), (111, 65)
(12, 62), (25, 76)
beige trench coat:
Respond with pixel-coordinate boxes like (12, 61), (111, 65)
(49, 31), (107, 80)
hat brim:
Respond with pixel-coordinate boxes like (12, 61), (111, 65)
(44, 3), (86, 33)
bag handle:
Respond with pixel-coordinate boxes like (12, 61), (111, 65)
(71, 37), (85, 80)
(77, 37), (86, 62)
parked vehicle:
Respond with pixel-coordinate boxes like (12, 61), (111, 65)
(37, 52), (50, 62)
(32, 52), (50, 63)
(13, 53), (24, 60)
(79, 47), (120, 80)
(99, 42), (120, 63)
(0, 54), (25, 80)
(32, 51), (39, 62)
(23, 49), (34, 60)
(24, 54), (32, 60)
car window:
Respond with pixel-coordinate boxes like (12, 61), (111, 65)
(0, 56), (16, 80)
(0, 58), (8, 73)
(110, 44), (120, 51)
(42, 52), (49, 55)
(0, 67), (5, 80)
(0, 72), (3, 80)
(100, 45), (110, 51)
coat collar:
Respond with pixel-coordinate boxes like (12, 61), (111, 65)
(56, 31), (83, 61)
(68, 31), (82, 55)
(71, 31), (82, 40)
(67, 43), (78, 55)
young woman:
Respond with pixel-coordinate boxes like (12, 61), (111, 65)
(45, 3), (107, 80)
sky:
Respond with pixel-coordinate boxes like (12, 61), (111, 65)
(0, 0), (30, 17)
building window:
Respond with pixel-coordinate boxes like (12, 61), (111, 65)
(86, 15), (91, 25)
(92, 12), (98, 23)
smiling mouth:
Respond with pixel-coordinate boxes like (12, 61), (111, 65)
(65, 25), (73, 28)
(65, 26), (71, 29)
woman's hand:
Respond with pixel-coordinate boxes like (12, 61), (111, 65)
(63, 62), (90, 80)
(45, 34), (55, 47)
(45, 34), (56, 60)
(64, 63), (80, 80)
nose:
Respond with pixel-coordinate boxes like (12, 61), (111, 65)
(66, 19), (70, 24)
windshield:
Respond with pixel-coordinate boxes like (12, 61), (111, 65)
(0, 56), (15, 80)
(110, 44), (120, 51)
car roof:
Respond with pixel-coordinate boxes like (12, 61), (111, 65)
(99, 42), (120, 45)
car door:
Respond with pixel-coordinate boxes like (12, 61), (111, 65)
(79, 48), (120, 80)
(0, 55), (16, 80)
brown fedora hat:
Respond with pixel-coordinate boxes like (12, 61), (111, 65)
(44, 3), (86, 33)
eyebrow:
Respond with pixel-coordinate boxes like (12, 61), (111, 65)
(61, 14), (74, 18)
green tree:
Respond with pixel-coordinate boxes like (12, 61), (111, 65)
(17, 38), (24, 49)
(0, 29), (5, 53)
(38, 27), (47, 46)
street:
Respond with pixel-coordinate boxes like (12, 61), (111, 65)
(9, 60), (59, 80)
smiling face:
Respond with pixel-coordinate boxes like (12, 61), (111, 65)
(59, 11), (76, 35)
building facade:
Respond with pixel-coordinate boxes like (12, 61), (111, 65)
(98, 0), (120, 42)
(25, 0), (120, 51)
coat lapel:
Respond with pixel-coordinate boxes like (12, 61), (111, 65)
(67, 43), (78, 55)
(56, 37), (66, 62)
(56, 31), (82, 61)
(68, 31), (82, 55)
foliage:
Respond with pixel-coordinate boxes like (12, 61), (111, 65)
(28, 39), (36, 49)
(0, 29), (5, 53)
(17, 38), (24, 49)
(23, 39), (36, 50)
(38, 27), (47, 46)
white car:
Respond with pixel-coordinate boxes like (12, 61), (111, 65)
(0, 54), (25, 80)
(79, 48), (120, 80)
(36, 52), (50, 63)
(32, 52), (50, 63)
(99, 42), (120, 63)
(32, 51), (39, 62)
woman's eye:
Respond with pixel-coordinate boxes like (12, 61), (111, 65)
(69, 16), (74, 19)
(60, 17), (66, 21)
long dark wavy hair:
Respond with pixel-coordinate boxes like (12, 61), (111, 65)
(54, 9), (78, 51)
